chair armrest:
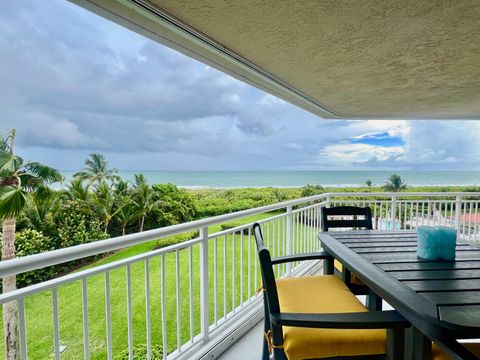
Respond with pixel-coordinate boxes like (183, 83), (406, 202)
(270, 310), (409, 329)
(271, 252), (333, 265)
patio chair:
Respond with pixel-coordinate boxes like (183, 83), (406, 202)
(253, 223), (408, 360)
(322, 206), (373, 298)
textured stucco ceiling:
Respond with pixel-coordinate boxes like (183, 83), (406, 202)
(75, 0), (480, 119)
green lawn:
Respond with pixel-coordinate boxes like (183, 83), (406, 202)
(6, 211), (298, 359)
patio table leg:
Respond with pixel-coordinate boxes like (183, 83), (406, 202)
(342, 267), (352, 286)
(405, 327), (431, 360)
(366, 289), (382, 311)
(323, 255), (334, 275)
(387, 327), (405, 360)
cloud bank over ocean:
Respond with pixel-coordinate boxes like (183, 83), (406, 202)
(1, 0), (480, 171)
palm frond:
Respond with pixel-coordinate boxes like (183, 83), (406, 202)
(18, 173), (42, 191)
(0, 185), (27, 218)
(0, 148), (23, 174)
(24, 162), (63, 183)
(33, 185), (56, 204)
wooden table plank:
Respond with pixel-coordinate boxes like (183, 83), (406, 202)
(422, 291), (480, 306)
(379, 261), (480, 272)
(355, 247), (480, 254)
(439, 305), (480, 330)
(364, 252), (480, 263)
(346, 242), (470, 248)
(389, 269), (480, 281)
(404, 279), (480, 292)
(347, 241), (419, 247)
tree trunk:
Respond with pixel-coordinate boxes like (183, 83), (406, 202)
(122, 224), (126, 236)
(2, 218), (18, 360)
(140, 216), (145, 232)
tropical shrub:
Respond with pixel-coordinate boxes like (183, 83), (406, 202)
(151, 184), (196, 227)
(154, 231), (199, 249)
(14, 229), (56, 286)
(56, 199), (106, 248)
(114, 344), (162, 360)
(301, 184), (324, 197)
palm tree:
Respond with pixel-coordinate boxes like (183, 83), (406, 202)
(134, 173), (148, 187)
(65, 178), (90, 201)
(114, 179), (129, 196)
(0, 129), (62, 359)
(91, 181), (126, 233)
(365, 179), (373, 189)
(21, 192), (60, 235)
(383, 174), (407, 192)
(134, 183), (160, 232)
(73, 153), (119, 187)
(115, 198), (139, 236)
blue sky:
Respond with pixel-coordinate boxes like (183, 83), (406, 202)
(1, 0), (480, 171)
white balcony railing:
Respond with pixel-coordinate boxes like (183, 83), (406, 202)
(0, 192), (479, 359)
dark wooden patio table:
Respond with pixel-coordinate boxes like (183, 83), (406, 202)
(318, 230), (480, 360)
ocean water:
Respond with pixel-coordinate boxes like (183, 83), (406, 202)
(60, 170), (480, 189)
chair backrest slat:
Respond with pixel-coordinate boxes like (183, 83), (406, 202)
(322, 206), (373, 231)
(253, 223), (281, 314)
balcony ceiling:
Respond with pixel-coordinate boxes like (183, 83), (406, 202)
(76, 0), (480, 119)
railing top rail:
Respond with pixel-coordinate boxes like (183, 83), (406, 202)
(0, 193), (328, 278)
(0, 191), (478, 278)
(328, 192), (480, 197)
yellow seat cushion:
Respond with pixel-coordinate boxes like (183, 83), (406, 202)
(334, 259), (365, 285)
(276, 275), (386, 359)
(432, 342), (480, 360)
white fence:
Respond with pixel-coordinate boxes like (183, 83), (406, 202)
(0, 192), (478, 359)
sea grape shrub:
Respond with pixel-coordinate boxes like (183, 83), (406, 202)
(13, 229), (56, 287)
(56, 199), (106, 248)
(154, 231), (199, 249)
(150, 184), (196, 228)
(301, 184), (324, 197)
(193, 188), (296, 218)
(114, 344), (162, 360)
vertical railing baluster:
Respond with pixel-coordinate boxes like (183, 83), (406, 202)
(82, 278), (90, 360)
(18, 298), (27, 360)
(232, 231), (236, 312)
(52, 288), (60, 360)
(161, 254), (167, 359)
(391, 195), (397, 231)
(240, 230), (244, 306)
(379, 202), (383, 229)
(126, 266), (133, 360)
(175, 250), (181, 351)
(105, 271), (112, 360)
(188, 247), (194, 343)
(200, 226), (209, 341)
(223, 234), (227, 319)
(474, 202), (479, 241)
(286, 205), (293, 274)
(247, 227), (251, 300)
(455, 195), (462, 237)
(469, 202), (474, 240)
(145, 259), (152, 359)
(214, 237), (218, 324)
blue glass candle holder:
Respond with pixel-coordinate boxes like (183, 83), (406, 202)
(417, 226), (456, 261)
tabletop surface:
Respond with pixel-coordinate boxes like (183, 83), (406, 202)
(318, 230), (480, 338)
